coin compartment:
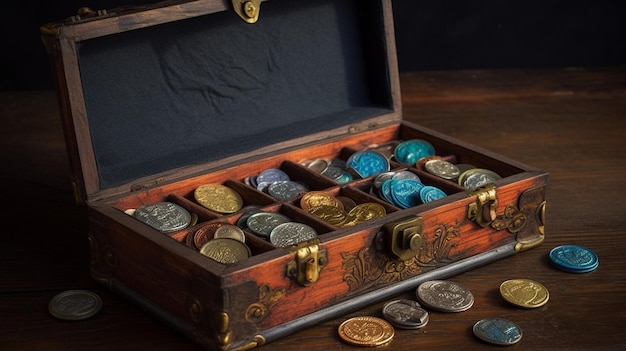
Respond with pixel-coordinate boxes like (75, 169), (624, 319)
(183, 218), (276, 256)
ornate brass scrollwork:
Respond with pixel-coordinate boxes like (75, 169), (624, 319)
(245, 284), (286, 323)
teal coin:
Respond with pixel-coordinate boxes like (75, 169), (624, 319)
(394, 139), (435, 165)
(549, 245), (599, 273)
(390, 179), (423, 209)
(419, 186), (447, 203)
(473, 318), (522, 346)
(346, 150), (390, 178)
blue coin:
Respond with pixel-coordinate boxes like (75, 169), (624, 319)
(549, 245), (599, 273)
(394, 139), (435, 165)
(380, 179), (398, 205)
(390, 179), (423, 209)
(473, 318), (522, 346)
(419, 186), (447, 203)
(346, 150), (390, 178)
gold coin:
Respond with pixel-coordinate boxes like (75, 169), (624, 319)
(308, 205), (347, 226)
(194, 184), (243, 214)
(500, 279), (549, 308)
(300, 191), (343, 211)
(199, 238), (251, 264)
(338, 316), (395, 347)
(341, 202), (387, 227)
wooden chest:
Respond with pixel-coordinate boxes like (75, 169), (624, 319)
(41, 0), (547, 349)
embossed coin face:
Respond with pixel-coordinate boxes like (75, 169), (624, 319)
(266, 180), (309, 201)
(390, 179), (423, 209)
(549, 244), (599, 273)
(424, 159), (460, 180)
(199, 238), (251, 264)
(346, 150), (390, 178)
(500, 279), (549, 308)
(393, 139), (436, 165)
(459, 168), (502, 190)
(382, 299), (429, 329)
(194, 184), (243, 213)
(48, 290), (102, 321)
(269, 222), (318, 247)
(473, 318), (522, 346)
(338, 316), (395, 347)
(308, 205), (348, 226)
(213, 224), (246, 243)
(134, 202), (191, 233)
(300, 191), (343, 211)
(341, 203), (387, 227)
(246, 212), (291, 238)
(419, 185), (447, 203)
(416, 280), (474, 312)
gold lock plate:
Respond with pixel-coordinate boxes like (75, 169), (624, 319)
(468, 184), (498, 227)
(232, 0), (261, 23)
(286, 239), (327, 286)
(384, 216), (423, 261)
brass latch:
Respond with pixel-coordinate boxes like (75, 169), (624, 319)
(286, 240), (327, 286)
(384, 216), (423, 261)
(468, 184), (498, 227)
(232, 0), (261, 23)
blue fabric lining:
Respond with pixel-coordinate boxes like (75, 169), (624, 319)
(78, 0), (392, 188)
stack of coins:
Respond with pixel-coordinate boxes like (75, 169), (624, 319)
(549, 244), (599, 273)
(300, 158), (353, 184)
(382, 299), (429, 329)
(194, 183), (244, 213)
(244, 168), (310, 201)
(187, 221), (251, 264)
(371, 171), (447, 208)
(300, 191), (386, 227)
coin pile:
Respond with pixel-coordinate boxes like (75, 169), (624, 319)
(187, 221), (251, 264)
(549, 244), (599, 273)
(132, 201), (192, 234)
(194, 183), (244, 213)
(300, 191), (386, 227)
(243, 168), (310, 201)
(382, 299), (429, 329)
(300, 158), (353, 184)
(234, 208), (319, 248)
(371, 171), (447, 208)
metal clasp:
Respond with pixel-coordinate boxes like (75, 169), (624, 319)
(384, 216), (423, 261)
(286, 240), (327, 286)
(231, 0), (261, 23)
(468, 184), (498, 227)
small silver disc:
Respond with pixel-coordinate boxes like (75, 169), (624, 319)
(48, 290), (102, 321)
(416, 280), (474, 312)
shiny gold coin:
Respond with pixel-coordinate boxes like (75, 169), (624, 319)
(341, 202), (387, 227)
(308, 205), (348, 226)
(300, 191), (343, 211)
(194, 184), (243, 214)
(338, 316), (395, 347)
(199, 238), (251, 264)
(500, 279), (549, 308)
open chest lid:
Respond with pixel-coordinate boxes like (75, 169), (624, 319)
(41, 0), (402, 203)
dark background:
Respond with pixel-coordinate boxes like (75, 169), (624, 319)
(2, 0), (625, 91)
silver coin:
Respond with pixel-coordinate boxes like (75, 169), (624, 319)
(267, 181), (309, 201)
(246, 212), (291, 238)
(48, 290), (102, 321)
(213, 224), (246, 243)
(424, 159), (460, 180)
(321, 165), (345, 180)
(473, 318), (522, 346)
(373, 172), (397, 189)
(269, 222), (318, 247)
(304, 158), (329, 173)
(382, 299), (429, 329)
(416, 280), (474, 312)
(392, 170), (421, 183)
(134, 202), (191, 233)
(461, 169), (502, 190)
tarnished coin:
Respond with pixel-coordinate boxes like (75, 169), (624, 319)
(424, 159), (460, 180)
(134, 202), (191, 233)
(193, 222), (229, 249)
(194, 184), (243, 213)
(459, 168), (502, 190)
(300, 191), (343, 211)
(393, 139), (436, 165)
(346, 150), (390, 178)
(246, 212), (291, 238)
(266, 180), (309, 201)
(49, 290), (102, 321)
(338, 316), (395, 347)
(549, 244), (599, 273)
(336, 196), (357, 211)
(500, 279), (549, 308)
(341, 203), (387, 227)
(382, 299), (429, 329)
(199, 238), (251, 264)
(213, 224), (246, 243)
(473, 318), (522, 346)
(416, 280), (474, 312)
(269, 222), (318, 247)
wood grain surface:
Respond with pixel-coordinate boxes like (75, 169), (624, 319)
(1, 67), (625, 350)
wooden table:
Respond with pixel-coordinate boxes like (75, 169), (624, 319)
(2, 67), (625, 350)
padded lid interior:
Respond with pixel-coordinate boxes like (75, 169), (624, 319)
(77, 0), (395, 189)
